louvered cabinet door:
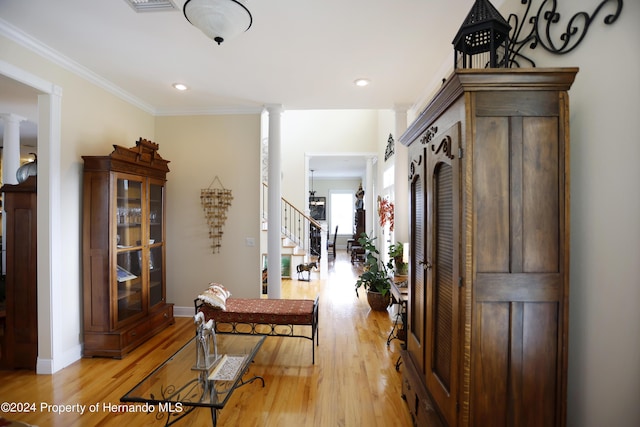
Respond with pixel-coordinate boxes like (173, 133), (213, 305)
(408, 145), (427, 374)
(424, 123), (462, 427)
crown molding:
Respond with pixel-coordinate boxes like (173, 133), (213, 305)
(0, 18), (156, 114)
(154, 106), (265, 116)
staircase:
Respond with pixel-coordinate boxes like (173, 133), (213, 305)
(262, 182), (324, 278)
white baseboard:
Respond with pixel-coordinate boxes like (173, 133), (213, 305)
(174, 305), (195, 317)
(36, 343), (82, 374)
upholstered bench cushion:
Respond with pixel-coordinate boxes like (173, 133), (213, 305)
(199, 298), (315, 325)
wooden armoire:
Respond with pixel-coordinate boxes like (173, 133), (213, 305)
(354, 208), (365, 239)
(399, 68), (577, 427)
(0, 176), (38, 370)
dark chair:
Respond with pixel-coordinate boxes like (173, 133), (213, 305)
(327, 225), (338, 258)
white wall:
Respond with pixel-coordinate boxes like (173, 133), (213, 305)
(281, 109), (382, 209)
(156, 114), (262, 304)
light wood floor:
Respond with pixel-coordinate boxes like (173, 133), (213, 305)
(0, 252), (413, 426)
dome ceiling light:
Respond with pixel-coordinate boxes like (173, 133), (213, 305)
(183, 0), (253, 45)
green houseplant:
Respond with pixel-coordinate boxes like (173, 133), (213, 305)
(388, 242), (408, 276)
(354, 233), (392, 311)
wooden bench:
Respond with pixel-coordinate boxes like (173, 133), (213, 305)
(195, 296), (319, 364)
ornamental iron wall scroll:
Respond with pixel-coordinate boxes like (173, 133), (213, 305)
(452, 0), (624, 69)
(201, 176), (233, 253)
(505, 0), (624, 68)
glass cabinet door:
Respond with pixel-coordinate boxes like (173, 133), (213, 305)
(115, 176), (144, 323)
(148, 181), (164, 308)
(116, 249), (143, 322)
(148, 182), (163, 244)
(149, 246), (163, 307)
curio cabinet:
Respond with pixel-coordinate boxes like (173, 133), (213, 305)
(82, 138), (174, 358)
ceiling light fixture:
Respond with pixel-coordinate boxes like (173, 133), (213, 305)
(172, 83), (189, 91)
(183, 0), (253, 45)
(354, 78), (370, 87)
(309, 169), (315, 197)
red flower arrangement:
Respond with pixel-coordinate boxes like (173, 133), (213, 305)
(377, 196), (394, 231)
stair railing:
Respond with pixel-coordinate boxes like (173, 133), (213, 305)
(262, 182), (323, 258)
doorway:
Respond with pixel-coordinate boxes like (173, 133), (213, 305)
(0, 60), (63, 373)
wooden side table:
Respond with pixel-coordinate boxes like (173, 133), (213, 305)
(388, 277), (408, 370)
(346, 239), (355, 252)
(350, 245), (365, 264)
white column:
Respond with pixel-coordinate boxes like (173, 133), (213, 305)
(365, 156), (375, 237)
(1, 113), (25, 186)
(393, 105), (410, 245)
(1, 113), (25, 277)
(266, 104), (283, 299)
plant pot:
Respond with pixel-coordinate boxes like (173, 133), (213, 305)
(394, 257), (408, 276)
(366, 290), (391, 311)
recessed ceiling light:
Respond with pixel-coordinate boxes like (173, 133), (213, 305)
(354, 78), (370, 87)
(172, 83), (189, 91)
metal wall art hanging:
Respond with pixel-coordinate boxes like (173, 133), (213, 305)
(384, 134), (395, 161)
(506, 0), (623, 68)
(201, 176), (233, 253)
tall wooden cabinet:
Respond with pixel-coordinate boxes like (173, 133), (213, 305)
(354, 208), (365, 239)
(399, 68), (577, 427)
(0, 176), (37, 370)
(82, 138), (174, 358)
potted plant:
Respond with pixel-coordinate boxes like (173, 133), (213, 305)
(354, 233), (392, 311)
(388, 242), (408, 276)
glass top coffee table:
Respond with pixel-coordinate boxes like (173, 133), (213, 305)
(121, 334), (265, 426)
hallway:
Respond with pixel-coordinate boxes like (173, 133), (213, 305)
(0, 250), (414, 426)
(225, 249), (413, 426)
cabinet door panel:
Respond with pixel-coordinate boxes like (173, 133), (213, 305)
(520, 302), (559, 425)
(471, 301), (559, 427)
(475, 116), (510, 273)
(432, 163), (454, 389)
(425, 123), (461, 427)
(471, 302), (510, 427)
(522, 117), (560, 272)
(408, 148), (426, 374)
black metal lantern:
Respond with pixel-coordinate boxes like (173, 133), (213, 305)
(452, 0), (511, 69)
